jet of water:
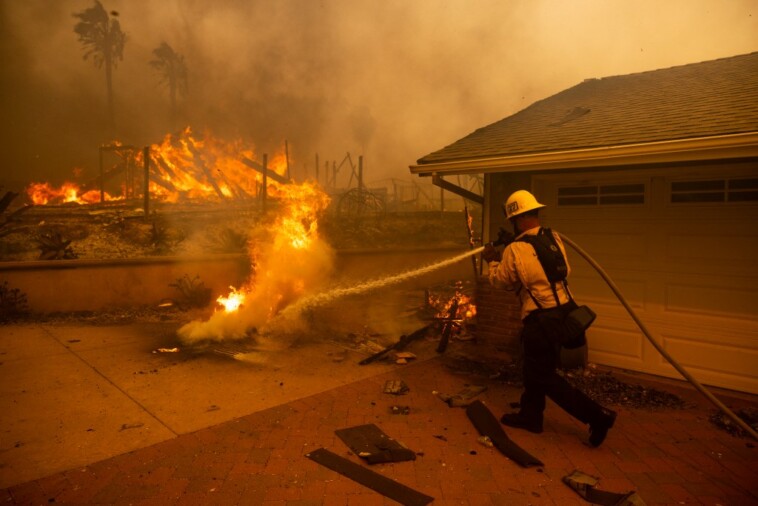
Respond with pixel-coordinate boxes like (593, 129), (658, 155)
(274, 246), (485, 321)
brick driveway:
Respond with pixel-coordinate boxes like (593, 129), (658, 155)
(3, 353), (756, 506)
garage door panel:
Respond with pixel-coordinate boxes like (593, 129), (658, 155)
(665, 232), (757, 265)
(661, 336), (758, 376)
(651, 314), (757, 349)
(534, 164), (758, 394)
(551, 229), (649, 270)
(664, 281), (757, 317)
(569, 274), (647, 310)
(588, 325), (643, 358)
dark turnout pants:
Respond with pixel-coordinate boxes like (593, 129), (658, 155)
(519, 314), (605, 426)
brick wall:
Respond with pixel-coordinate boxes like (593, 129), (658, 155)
(474, 276), (523, 354)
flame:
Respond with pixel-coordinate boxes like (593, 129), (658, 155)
(429, 286), (477, 323)
(23, 126), (337, 343)
(177, 179), (335, 343)
(27, 181), (117, 205)
(217, 286), (246, 313)
(269, 181), (331, 250)
(27, 126), (290, 206)
(143, 126), (288, 203)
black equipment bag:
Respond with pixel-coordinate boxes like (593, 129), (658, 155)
(519, 228), (596, 349)
(529, 300), (593, 349)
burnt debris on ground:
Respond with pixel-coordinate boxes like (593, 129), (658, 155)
(561, 368), (689, 410)
(443, 352), (690, 411)
(709, 407), (758, 439)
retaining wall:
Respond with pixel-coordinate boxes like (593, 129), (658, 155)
(0, 247), (478, 313)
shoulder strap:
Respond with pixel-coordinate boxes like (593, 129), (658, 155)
(518, 227), (572, 307)
(542, 228), (574, 304)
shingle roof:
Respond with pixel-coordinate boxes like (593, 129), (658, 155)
(417, 52), (758, 165)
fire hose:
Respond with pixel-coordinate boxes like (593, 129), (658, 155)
(557, 232), (758, 441)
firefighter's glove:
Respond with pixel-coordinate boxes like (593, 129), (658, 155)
(496, 227), (515, 247)
(482, 243), (502, 263)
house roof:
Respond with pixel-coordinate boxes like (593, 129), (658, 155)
(412, 52), (758, 175)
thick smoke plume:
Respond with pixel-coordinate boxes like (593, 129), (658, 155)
(2, 1), (756, 188)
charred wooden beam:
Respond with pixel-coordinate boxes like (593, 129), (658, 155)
(436, 297), (460, 353)
(359, 324), (433, 365)
(153, 155), (181, 181)
(0, 191), (19, 214)
(241, 156), (290, 185)
(143, 146), (150, 215)
(186, 142), (226, 199)
(148, 173), (178, 193)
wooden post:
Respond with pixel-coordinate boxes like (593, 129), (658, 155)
(262, 153), (268, 212)
(440, 186), (445, 213)
(358, 155), (364, 190)
(143, 146), (150, 215)
(285, 140), (290, 180)
(99, 147), (104, 203)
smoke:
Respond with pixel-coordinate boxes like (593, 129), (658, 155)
(1, 0), (756, 187)
(176, 179), (335, 344)
(177, 234), (335, 343)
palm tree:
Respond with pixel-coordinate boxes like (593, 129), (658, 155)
(72, 1), (126, 130)
(149, 42), (188, 127)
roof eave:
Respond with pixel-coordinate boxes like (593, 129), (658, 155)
(409, 132), (758, 176)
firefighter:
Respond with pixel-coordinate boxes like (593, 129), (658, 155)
(482, 189), (616, 447)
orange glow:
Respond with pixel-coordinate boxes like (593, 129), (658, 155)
(217, 287), (246, 313)
(143, 126), (289, 203)
(270, 181), (331, 250)
(27, 126), (291, 206)
(212, 180), (331, 317)
(430, 288), (477, 323)
(26, 181), (118, 205)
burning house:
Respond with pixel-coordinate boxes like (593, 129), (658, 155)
(411, 52), (758, 395)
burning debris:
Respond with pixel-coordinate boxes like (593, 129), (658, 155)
(176, 180), (334, 344)
(423, 280), (478, 341)
(25, 128), (288, 207)
(5, 127), (484, 374)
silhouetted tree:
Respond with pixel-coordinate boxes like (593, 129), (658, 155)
(72, 1), (126, 130)
(149, 42), (188, 127)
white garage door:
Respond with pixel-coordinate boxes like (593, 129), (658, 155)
(533, 162), (758, 394)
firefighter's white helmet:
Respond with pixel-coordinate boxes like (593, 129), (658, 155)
(503, 190), (545, 219)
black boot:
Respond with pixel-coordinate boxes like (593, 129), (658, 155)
(500, 412), (543, 434)
(588, 408), (617, 447)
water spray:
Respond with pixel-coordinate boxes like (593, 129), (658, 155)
(274, 246), (485, 321)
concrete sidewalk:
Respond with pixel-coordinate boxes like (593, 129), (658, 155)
(2, 325), (756, 505)
(0, 321), (415, 491)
